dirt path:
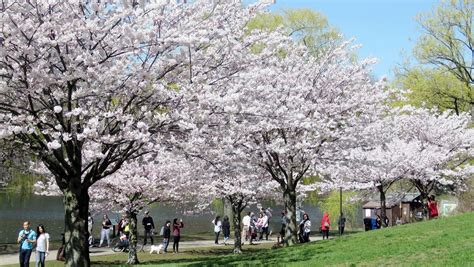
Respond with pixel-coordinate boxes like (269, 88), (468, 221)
(0, 239), (279, 266)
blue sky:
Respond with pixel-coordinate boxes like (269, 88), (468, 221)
(268, 0), (440, 78)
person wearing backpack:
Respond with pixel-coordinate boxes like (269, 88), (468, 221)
(161, 221), (171, 253)
(17, 221), (37, 267)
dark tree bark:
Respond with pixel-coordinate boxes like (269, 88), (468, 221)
(63, 186), (90, 267)
(230, 200), (244, 254)
(283, 189), (298, 246)
(377, 184), (387, 227)
(127, 211), (140, 264)
(412, 179), (435, 220)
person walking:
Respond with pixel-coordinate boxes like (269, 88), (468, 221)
(87, 212), (94, 247)
(250, 212), (258, 243)
(99, 214), (112, 247)
(278, 210), (288, 244)
(212, 216), (222, 244)
(259, 212), (269, 241)
(222, 216), (231, 245)
(255, 213), (264, 241)
(18, 221), (37, 267)
(142, 211), (155, 246)
(320, 212), (330, 240)
(172, 218), (184, 253)
(262, 207), (272, 239)
(35, 224), (49, 267)
(242, 212), (251, 244)
(338, 213), (346, 235)
(162, 221), (171, 253)
(299, 213), (311, 243)
(260, 213), (270, 241)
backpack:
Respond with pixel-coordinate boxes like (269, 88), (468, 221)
(159, 226), (164, 236)
(56, 246), (65, 261)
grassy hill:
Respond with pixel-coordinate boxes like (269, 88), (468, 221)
(3, 212), (473, 266)
(164, 212), (474, 266)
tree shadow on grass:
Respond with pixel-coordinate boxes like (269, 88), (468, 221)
(92, 243), (329, 266)
(182, 245), (327, 267)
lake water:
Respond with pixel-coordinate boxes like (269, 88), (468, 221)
(0, 190), (323, 244)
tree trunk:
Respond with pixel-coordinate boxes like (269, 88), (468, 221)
(378, 185), (387, 227)
(419, 191), (430, 220)
(224, 198), (233, 221)
(412, 180), (431, 220)
(283, 189), (298, 246)
(231, 202), (243, 254)
(127, 211), (140, 264)
(63, 187), (90, 267)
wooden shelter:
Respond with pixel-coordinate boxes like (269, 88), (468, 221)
(362, 193), (423, 226)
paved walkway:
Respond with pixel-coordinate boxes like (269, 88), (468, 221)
(0, 239), (279, 266)
(0, 236), (333, 266)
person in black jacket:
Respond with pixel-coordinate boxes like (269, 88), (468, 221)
(162, 221), (171, 253)
(142, 211), (155, 245)
(222, 216), (231, 245)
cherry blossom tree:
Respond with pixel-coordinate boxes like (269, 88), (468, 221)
(182, 36), (388, 245)
(241, 46), (386, 245)
(89, 149), (189, 264)
(0, 1), (275, 265)
(335, 139), (427, 222)
(325, 107), (473, 222)
(393, 108), (474, 204)
(183, 130), (280, 253)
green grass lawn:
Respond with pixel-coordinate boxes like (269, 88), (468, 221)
(4, 212), (474, 266)
(186, 212), (473, 267)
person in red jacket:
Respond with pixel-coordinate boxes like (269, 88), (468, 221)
(320, 212), (330, 240)
(428, 195), (439, 219)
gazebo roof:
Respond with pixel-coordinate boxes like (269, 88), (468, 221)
(362, 192), (421, 209)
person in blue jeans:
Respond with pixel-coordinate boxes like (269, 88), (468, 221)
(35, 224), (50, 267)
(17, 221), (37, 267)
(162, 221), (171, 253)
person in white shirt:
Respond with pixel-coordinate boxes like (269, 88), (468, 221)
(242, 212), (251, 244)
(299, 213), (311, 243)
(212, 216), (222, 244)
(88, 212), (94, 247)
(259, 213), (269, 241)
(35, 224), (49, 267)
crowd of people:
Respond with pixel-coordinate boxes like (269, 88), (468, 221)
(14, 208), (330, 266)
(14, 198), (438, 265)
(87, 211), (185, 254)
(241, 207), (273, 245)
(241, 207), (339, 245)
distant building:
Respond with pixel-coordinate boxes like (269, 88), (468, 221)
(362, 193), (423, 226)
